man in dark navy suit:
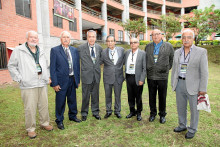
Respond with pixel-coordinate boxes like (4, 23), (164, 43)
(50, 31), (81, 130)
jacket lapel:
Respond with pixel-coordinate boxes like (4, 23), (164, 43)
(59, 45), (68, 64)
(70, 47), (75, 68)
(187, 45), (197, 68)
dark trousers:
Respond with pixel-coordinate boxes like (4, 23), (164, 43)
(55, 76), (77, 125)
(147, 79), (167, 117)
(126, 74), (143, 114)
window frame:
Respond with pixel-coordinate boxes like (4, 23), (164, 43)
(109, 28), (115, 37)
(53, 10), (63, 28)
(118, 30), (123, 41)
(15, 0), (32, 19)
(69, 18), (77, 32)
(0, 42), (8, 70)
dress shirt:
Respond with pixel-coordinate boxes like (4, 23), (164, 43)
(62, 45), (74, 76)
(88, 43), (96, 58)
(108, 47), (118, 65)
(126, 49), (138, 74)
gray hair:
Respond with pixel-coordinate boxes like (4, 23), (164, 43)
(87, 30), (97, 37)
(130, 37), (139, 42)
(182, 29), (195, 39)
(60, 31), (72, 38)
(26, 30), (38, 39)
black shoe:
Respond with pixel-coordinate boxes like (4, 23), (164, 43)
(173, 127), (187, 133)
(104, 113), (112, 118)
(70, 117), (81, 123)
(115, 113), (122, 118)
(185, 131), (195, 139)
(160, 116), (166, 124)
(57, 123), (65, 130)
(82, 116), (87, 121)
(126, 113), (136, 118)
(137, 114), (142, 121)
(93, 114), (101, 120)
(149, 116), (155, 122)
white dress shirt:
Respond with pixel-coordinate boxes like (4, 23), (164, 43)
(108, 47), (118, 65)
(62, 45), (74, 76)
(126, 49), (138, 74)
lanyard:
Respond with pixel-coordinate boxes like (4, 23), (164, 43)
(25, 42), (39, 64)
(131, 52), (135, 62)
(110, 50), (115, 59)
(184, 50), (190, 63)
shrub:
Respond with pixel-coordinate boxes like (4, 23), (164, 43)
(139, 40), (151, 45)
(213, 40), (219, 45)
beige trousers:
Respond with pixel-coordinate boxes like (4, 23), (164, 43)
(21, 86), (50, 132)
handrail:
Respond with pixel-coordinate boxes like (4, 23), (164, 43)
(107, 15), (122, 23)
(166, 0), (181, 3)
(147, 9), (162, 15)
(81, 5), (102, 19)
(129, 3), (143, 11)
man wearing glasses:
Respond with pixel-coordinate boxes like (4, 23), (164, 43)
(124, 38), (146, 121)
(145, 29), (174, 124)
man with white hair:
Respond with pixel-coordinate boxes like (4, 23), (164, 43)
(8, 30), (53, 139)
(50, 31), (81, 130)
(171, 29), (208, 139)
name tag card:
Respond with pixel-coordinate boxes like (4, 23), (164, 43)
(36, 64), (42, 75)
(111, 58), (114, 63)
(154, 54), (158, 63)
(180, 64), (187, 74)
(129, 64), (135, 72)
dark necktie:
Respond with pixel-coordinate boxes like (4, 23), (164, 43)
(65, 48), (73, 75)
(91, 47), (95, 58)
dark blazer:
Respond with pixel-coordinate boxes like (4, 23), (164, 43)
(77, 43), (103, 84)
(101, 47), (125, 84)
(145, 42), (174, 80)
(50, 45), (80, 89)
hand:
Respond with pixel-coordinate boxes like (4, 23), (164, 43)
(198, 91), (207, 96)
(139, 81), (144, 86)
(53, 85), (61, 92)
(49, 78), (52, 84)
(78, 83), (80, 88)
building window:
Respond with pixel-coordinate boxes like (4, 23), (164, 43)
(131, 33), (136, 38)
(53, 13), (63, 28)
(15, 0), (31, 18)
(69, 18), (77, 32)
(118, 30), (123, 41)
(0, 42), (7, 69)
(139, 33), (144, 41)
(109, 28), (115, 37)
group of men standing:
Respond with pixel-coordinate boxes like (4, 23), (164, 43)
(8, 28), (208, 140)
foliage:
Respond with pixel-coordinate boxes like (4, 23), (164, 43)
(119, 18), (147, 38)
(150, 13), (182, 41)
(199, 40), (220, 46)
(139, 40), (152, 45)
(182, 4), (220, 45)
(168, 40), (182, 47)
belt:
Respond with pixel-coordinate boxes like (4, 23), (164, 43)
(179, 76), (185, 80)
(126, 74), (135, 77)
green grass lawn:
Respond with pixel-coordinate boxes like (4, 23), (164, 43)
(0, 46), (219, 146)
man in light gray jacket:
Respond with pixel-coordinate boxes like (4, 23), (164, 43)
(171, 29), (208, 139)
(8, 31), (53, 139)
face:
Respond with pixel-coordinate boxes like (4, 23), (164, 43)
(60, 32), (71, 47)
(182, 32), (194, 48)
(27, 32), (39, 47)
(130, 38), (139, 50)
(152, 30), (162, 44)
(87, 31), (96, 46)
(106, 37), (116, 50)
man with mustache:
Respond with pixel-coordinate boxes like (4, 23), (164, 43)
(8, 30), (53, 139)
(171, 29), (208, 139)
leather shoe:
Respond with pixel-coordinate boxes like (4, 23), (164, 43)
(40, 125), (53, 131)
(104, 113), (112, 118)
(160, 116), (166, 124)
(126, 113), (136, 118)
(115, 113), (122, 118)
(185, 131), (195, 139)
(93, 114), (101, 120)
(57, 123), (65, 130)
(149, 116), (155, 122)
(173, 127), (187, 133)
(28, 131), (37, 139)
(137, 114), (142, 121)
(70, 118), (81, 123)
(82, 116), (87, 121)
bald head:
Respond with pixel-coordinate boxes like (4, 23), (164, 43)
(152, 29), (162, 44)
(26, 30), (39, 47)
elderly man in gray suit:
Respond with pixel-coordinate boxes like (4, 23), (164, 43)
(171, 29), (208, 139)
(101, 35), (124, 119)
(78, 30), (103, 121)
(124, 38), (146, 121)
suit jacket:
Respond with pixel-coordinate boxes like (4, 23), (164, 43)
(171, 45), (208, 95)
(50, 45), (80, 89)
(145, 41), (174, 80)
(124, 49), (146, 86)
(101, 47), (125, 84)
(77, 43), (103, 84)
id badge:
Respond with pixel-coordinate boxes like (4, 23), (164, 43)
(36, 64), (42, 74)
(154, 54), (158, 63)
(129, 64), (135, 72)
(92, 57), (96, 64)
(180, 64), (187, 74)
(111, 58), (114, 63)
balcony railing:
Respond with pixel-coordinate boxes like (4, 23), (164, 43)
(110, 0), (122, 4)
(166, 0), (181, 3)
(107, 15), (122, 23)
(147, 25), (159, 30)
(129, 3), (143, 11)
(147, 9), (162, 15)
(82, 5), (102, 19)
(166, 13), (181, 17)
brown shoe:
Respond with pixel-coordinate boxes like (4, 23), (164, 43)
(41, 125), (53, 131)
(28, 131), (37, 139)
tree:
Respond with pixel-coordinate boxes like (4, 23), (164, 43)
(119, 18), (147, 38)
(183, 5), (220, 45)
(150, 13), (182, 41)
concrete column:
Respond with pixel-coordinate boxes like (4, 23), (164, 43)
(101, 0), (107, 41)
(181, 8), (185, 29)
(75, 0), (82, 40)
(143, 0), (148, 40)
(122, 0), (130, 43)
(162, 0), (166, 15)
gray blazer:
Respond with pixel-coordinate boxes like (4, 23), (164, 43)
(171, 45), (208, 95)
(101, 47), (125, 84)
(145, 42), (174, 80)
(77, 43), (103, 84)
(124, 49), (146, 86)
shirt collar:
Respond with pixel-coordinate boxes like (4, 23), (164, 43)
(153, 40), (163, 47)
(88, 43), (95, 48)
(62, 45), (69, 50)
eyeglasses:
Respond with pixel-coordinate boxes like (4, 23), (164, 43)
(182, 36), (193, 39)
(130, 42), (139, 44)
(152, 33), (161, 36)
(106, 40), (115, 43)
